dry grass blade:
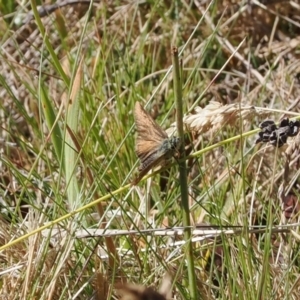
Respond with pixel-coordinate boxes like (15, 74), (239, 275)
(93, 272), (110, 300)
(64, 56), (83, 207)
(68, 56), (84, 105)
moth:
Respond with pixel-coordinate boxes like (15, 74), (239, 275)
(132, 102), (180, 184)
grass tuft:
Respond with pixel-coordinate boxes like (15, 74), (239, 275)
(1, 1), (300, 299)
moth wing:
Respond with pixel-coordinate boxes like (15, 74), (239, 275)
(135, 140), (156, 160)
(134, 102), (168, 148)
(132, 102), (178, 185)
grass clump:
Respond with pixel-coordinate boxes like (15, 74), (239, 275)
(1, 1), (300, 299)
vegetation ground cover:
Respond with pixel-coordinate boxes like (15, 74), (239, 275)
(1, 1), (300, 299)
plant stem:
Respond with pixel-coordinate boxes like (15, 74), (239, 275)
(172, 47), (198, 299)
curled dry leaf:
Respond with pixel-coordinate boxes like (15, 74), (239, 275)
(115, 273), (172, 300)
(115, 283), (167, 300)
(282, 194), (300, 220)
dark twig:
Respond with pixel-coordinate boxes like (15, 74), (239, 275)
(23, 0), (98, 25)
